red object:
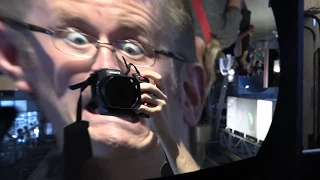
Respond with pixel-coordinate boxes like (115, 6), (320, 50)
(144, 102), (148, 106)
(140, 76), (145, 81)
(192, 0), (212, 43)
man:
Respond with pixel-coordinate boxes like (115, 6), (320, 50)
(192, 0), (243, 49)
(0, 0), (207, 179)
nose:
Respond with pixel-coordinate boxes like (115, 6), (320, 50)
(91, 45), (119, 72)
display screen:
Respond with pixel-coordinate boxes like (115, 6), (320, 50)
(227, 97), (275, 140)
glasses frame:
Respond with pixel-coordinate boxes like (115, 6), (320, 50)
(0, 17), (187, 67)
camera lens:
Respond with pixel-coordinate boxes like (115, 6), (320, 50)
(102, 77), (139, 108)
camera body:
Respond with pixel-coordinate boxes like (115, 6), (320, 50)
(90, 69), (150, 118)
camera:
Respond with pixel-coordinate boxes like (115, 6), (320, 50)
(69, 57), (150, 119)
(90, 68), (150, 117)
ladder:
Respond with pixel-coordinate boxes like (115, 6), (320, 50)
(210, 55), (234, 140)
(211, 75), (229, 140)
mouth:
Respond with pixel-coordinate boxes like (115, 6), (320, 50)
(82, 105), (149, 139)
(84, 100), (141, 123)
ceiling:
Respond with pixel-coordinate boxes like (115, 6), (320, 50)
(245, 0), (277, 43)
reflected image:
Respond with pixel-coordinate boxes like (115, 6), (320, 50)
(0, 0), (279, 179)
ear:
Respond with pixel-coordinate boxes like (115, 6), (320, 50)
(195, 36), (206, 64)
(0, 22), (32, 92)
(181, 62), (207, 127)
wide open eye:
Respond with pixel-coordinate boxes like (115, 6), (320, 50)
(65, 31), (90, 46)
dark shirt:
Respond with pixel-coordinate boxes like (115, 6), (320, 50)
(192, 0), (242, 49)
(27, 149), (175, 180)
(239, 8), (251, 32)
(27, 148), (211, 179)
(234, 34), (251, 62)
(242, 35), (251, 52)
(223, 8), (251, 54)
(27, 149), (65, 180)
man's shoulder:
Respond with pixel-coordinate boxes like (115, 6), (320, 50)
(27, 148), (64, 180)
(202, 0), (229, 15)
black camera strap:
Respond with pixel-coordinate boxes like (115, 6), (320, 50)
(63, 85), (93, 180)
(161, 152), (174, 177)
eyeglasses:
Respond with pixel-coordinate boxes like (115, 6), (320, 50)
(0, 17), (187, 68)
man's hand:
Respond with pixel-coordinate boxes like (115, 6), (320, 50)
(135, 71), (200, 174)
(241, 60), (249, 69)
(239, 24), (255, 39)
(135, 71), (169, 136)
(228, 0), (242, 10)
(248, 25), (255, 35)
(249, 25), (255, 32)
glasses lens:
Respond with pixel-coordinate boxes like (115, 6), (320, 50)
(52, 29), (97, 58)
(113, 40), (156, 67)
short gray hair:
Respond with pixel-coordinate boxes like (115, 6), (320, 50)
(0, 0), (33, 20)
(157, 0), (197, 62)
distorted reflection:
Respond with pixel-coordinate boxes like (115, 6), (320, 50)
(0, 0), (279, 179)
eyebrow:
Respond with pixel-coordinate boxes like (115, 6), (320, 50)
(52, 9), (100, 35)
(52, 8), (152, 42)
(52, 9), (97, 29)
(117, 21), (151, 40)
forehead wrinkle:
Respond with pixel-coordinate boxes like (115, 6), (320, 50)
(50, 0), (166, 47)
(125, 1), (163, 30)
(52, 8), (83, 22)
(51, 6), (106, 33)
(60, 0), (108, 17)
(115, 1), (164, 45)
(118, 20), (149, 38)
(51, 0), (106, 21)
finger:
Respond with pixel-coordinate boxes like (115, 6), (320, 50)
(140, 83), (167, 101)
(140, 70), (167, 93)
(136, 104), (162, 115)
(141, 93), (158, 107)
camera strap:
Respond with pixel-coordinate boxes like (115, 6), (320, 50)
(63, 86), (93, 180)
(161, 152), (174, 176)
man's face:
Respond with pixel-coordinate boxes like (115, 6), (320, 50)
(0, 0), (205, 159)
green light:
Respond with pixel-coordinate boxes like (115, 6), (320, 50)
(248, 113), (254, 125)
